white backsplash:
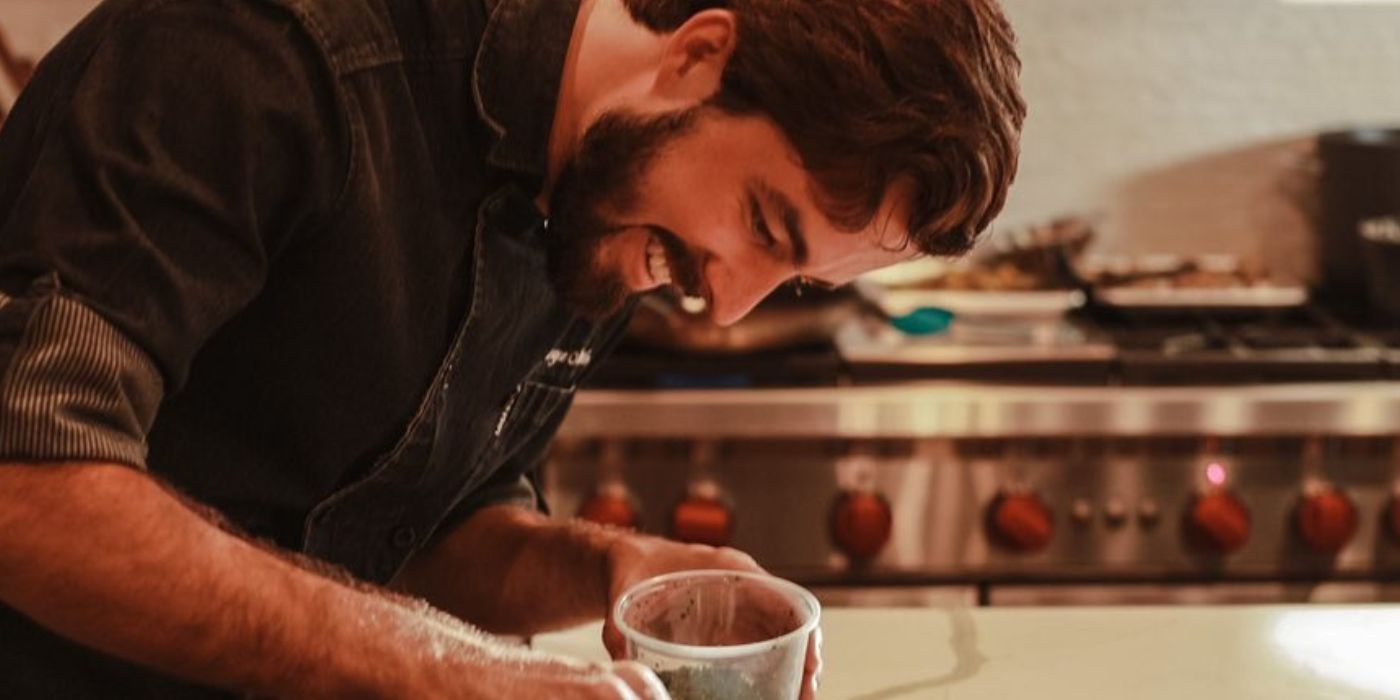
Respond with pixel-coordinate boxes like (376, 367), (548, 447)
(6, 0), (1400, 280)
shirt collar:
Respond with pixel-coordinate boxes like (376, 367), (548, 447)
(473, 0), (581, 191)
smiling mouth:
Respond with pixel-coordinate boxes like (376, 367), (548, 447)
(644, 229), (709, 313)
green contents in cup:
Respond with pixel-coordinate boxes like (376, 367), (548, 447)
(657, 667), (763, 700)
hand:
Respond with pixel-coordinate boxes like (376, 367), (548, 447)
(602, 534), (824, 699)
(543, 661), (672, 699)
(476, 660), (666, 700)
(411, 643), (671, 699)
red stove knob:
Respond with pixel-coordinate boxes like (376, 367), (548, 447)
(672, 486), (733, 547)
(1295, 486), (1358, 554)
(578, 485), (639, 530)
(830, 491), (893, 562)
(1186, 491), (1251, 554)
(988, 492), (1054, 553)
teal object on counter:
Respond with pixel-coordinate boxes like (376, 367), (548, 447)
(890, 307), (954, 335)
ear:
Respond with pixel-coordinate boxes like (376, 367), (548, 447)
(651, 9), (737, 102)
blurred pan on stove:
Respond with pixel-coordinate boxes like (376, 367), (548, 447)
(1079, 253), (1308, 315)
(857, 216), (1096, 324)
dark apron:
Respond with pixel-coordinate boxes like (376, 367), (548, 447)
(304, 183), (623, 583)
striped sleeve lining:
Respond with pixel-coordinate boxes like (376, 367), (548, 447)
(0, 282), (164, 468)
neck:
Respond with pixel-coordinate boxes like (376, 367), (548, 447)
(538, 0), (667, 213)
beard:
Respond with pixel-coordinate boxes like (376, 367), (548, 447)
(545, 106), (703, 321)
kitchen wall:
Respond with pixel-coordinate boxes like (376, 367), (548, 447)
(997, 0), (1400, 280)
(5, 0), (1400, 280)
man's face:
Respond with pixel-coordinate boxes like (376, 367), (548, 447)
(546, 106), (914, 324)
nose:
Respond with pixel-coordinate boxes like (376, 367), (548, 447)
(704, 257), (790, 327)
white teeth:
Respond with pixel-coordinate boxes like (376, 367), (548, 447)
(647, 238), (672, 284)
(645, 236), (705, 313)
(680, 295), (708, 314)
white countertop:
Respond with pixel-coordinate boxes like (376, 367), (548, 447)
(534, 605), (1400, 699)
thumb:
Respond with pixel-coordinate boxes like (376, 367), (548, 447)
(603, 616), (628, 660)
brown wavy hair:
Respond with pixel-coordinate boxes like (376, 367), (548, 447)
(624, 0), (1025, 256)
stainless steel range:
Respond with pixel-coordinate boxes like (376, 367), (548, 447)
(543, 304), (1400, 606)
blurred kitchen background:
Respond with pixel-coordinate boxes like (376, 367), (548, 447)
(5, 0), (1400, 607)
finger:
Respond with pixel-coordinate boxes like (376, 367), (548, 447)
(603, 618), (627, 660)
(597, 674), (642, 700)
(611, 661), (672, 700)
(716, 546), (764, 572)
(801, 629), (824, 700)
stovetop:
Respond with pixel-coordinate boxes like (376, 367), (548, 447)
(584, 303), (1398, 389)
(1092, 305), (1391, 385)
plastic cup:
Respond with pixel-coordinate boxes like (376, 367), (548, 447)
(614, 570), (821, 700)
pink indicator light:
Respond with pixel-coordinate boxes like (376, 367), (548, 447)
(1206, 462), (1227, 487)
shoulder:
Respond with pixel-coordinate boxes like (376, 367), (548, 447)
(250, 0), (404, 75)
(19, 0), (355, 226)
(41, 0), (339, 90)
(256, 0), (490, 74)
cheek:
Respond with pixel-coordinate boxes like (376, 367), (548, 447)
(648, 155), (730, 209)
(642, 168), (742, 246)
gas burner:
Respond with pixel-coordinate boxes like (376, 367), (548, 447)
(1096, 306), (1387, 385)
(835, 315), (1117, 385)
(1377, 335), (1400, 379)
(593, 302), (1393, 389)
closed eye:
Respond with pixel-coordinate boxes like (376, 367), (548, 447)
(747, 185), (841, 292)
(748, 192), (780, 252)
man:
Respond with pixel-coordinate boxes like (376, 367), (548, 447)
(0, 0), (1024, 696)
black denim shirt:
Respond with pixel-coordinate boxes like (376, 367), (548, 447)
(0, 0), (631, 696)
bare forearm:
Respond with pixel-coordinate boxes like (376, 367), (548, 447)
(0, 463), (596, 698)
(394, 505), (624, 636)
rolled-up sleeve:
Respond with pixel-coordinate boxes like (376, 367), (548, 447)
(0, 275), (162, 467)
(0, 1), (346, 468)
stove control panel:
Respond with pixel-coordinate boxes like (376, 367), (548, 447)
(988, 490), (1055, 553)
(671, 481), (734, 547)
(543, 437), (1400, 583)
(1294, 484), (1359, 554)
(830, 490), (893, 562)
(1102, 497), (1129, 527)
(1185, 489), (1252, 554)
(577, 483), (639, 530)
